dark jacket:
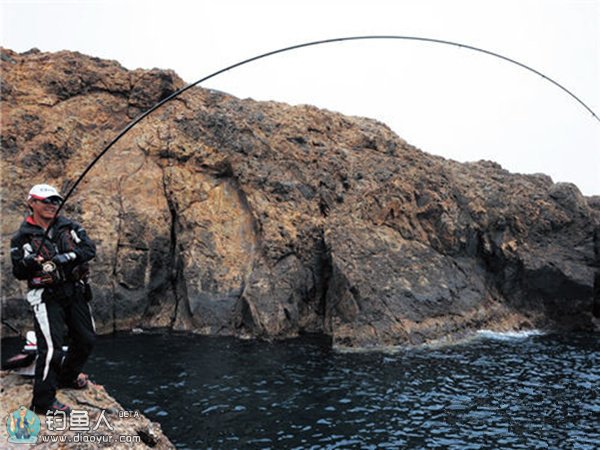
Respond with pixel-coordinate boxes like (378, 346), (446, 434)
(10, 216), (96, 288)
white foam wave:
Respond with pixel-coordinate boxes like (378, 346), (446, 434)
(476, 329), (544, 340)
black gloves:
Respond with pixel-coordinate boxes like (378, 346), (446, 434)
(22, 255), (42, 270)
(20, 252), (76, 274)
(52, 252), (77, 265)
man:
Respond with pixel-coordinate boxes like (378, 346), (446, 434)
(9, 406), (35, 439)
(10, 184), (97, 414)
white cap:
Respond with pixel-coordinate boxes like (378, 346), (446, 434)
(28, 184), (63, 201)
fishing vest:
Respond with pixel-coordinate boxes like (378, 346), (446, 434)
(27, 227), (90, 289)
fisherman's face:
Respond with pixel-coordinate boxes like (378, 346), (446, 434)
(29, 197), (61, 220)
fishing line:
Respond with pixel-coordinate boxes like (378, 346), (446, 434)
(34, 34), (599, 254)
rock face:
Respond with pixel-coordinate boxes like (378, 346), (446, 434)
(0, 371), (174, 449)
(1, 48), (599, 348)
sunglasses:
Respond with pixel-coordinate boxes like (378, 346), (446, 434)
(38, 198), (62, 206)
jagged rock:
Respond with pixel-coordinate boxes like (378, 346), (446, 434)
(1, 47), (598, 349)
(0, 371), (174, 449)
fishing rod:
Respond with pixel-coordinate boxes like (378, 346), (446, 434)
(34, 34), (599, 256)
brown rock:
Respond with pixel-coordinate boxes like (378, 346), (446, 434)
(1, 47), (598, 349)
(0, 371), (174, 449)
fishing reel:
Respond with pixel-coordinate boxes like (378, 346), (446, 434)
(42, 261), (58, 274)
(29, 260), (63, 289)
(42, 260), (64, 283)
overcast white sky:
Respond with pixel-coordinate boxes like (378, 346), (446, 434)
(2, 0), (599, 195)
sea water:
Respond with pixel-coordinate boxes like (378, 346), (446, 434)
(4, 331), (599, 449)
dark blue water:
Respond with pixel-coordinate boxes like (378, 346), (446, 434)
(4, 331), (599, 449)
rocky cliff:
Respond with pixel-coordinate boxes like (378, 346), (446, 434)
(2, 47), (599, 348)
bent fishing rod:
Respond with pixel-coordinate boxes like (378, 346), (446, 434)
(34, 34), (599, 256)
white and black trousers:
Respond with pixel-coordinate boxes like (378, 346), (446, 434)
(29, 281), (96, 409)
